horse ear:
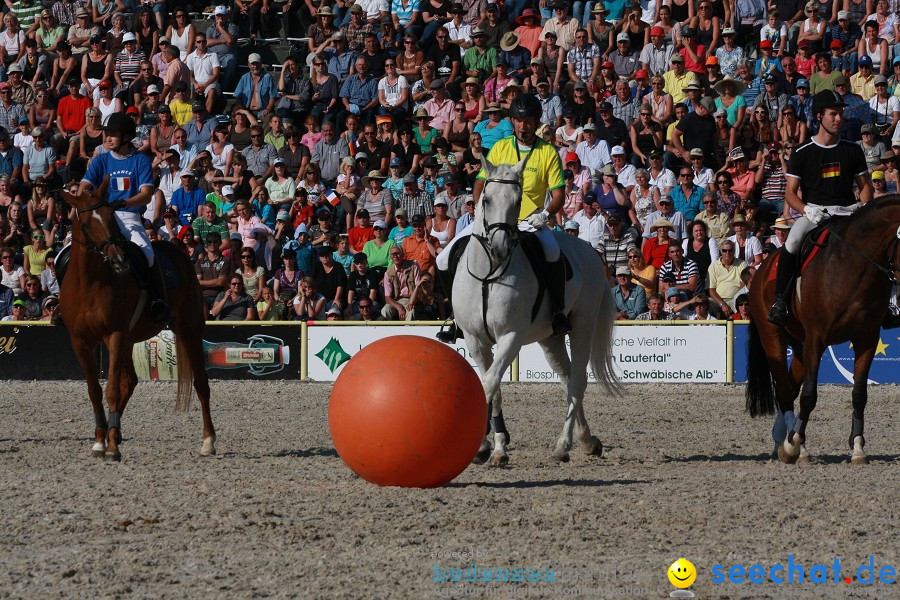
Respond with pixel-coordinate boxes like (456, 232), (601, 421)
(512, 155), (530, 179)
(98, 175), (110, 197)
(482, 156), (495, 177)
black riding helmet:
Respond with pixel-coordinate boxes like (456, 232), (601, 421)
(508, 93), (542, 119)
(811, 89), (846, 120)
(104, 112), (136, 140)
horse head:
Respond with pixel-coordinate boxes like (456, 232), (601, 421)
(62, 176), (129, 274)
(478, 156), (528, 263)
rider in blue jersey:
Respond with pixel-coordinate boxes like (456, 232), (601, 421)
(80, 112), (171, 324)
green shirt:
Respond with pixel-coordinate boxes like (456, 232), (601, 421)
(12, 0), (42, 27)
(361, 238), (397, 269)
(463, 46), (497, 82)
(191, 214), (230, 245)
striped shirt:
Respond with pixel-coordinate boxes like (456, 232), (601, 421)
(566, 44), (600, 81)
(115, 49), (146, 87)
(657, 257), (700, 288)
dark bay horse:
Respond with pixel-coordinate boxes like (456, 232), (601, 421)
(746, 196), (900, 464)
(59, 178), (215, 461)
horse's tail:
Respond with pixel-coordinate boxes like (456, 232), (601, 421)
(591, 283), (623, 396)
(745, 318), (776, 417)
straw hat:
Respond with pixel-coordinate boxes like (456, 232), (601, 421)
(463, 76), (481, 89)
(731, 213), (750, 226)
(713, 75), (747, 96)
(650, 217), (675, 232)
(772, 217), (792, 229)
(413, 107), (434, 120)
(361, 170), (387, 187)
(482, 102), (503, 114)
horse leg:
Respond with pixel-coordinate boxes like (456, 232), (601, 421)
(849, 334), (878, 465)
(466, 337), (497, 465)
(771, 342), (805, 458)
(171, 302), (217, 456)
(103, 332), (126, 462)
(113, 352), (139, 446)
(72, 338), (106, 457)
(482, 335), (522, 466)
(567, 332), (602, 458)
(779, 338), (823, 465)
(538, 336), (579, 462)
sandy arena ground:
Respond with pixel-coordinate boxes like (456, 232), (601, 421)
(1, 380), (899, 599)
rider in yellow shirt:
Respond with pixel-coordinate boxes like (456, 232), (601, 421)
(436, 93), (570, 342)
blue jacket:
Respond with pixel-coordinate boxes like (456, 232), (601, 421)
(614, 283), (647, 320)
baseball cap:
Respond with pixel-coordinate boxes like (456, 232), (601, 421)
(122, 32), (136, 42)
(277, 209), (290, 221)
(650, 26), (664, 36)
(433, 196), (448, 206)
(373, 219), (388, 229)
(833, 74), (849, 86)
(389, 157), (403, 168)
(610, 146), (625, 156)
(353, 252), (368, 264)
(667, 287), (682, 299)
(147, 84), (160, 95)
(98, 80), (112, 90)
(125, 106), (139, 115)
(403, 173), (417, 185)
(410, 214), (425, 226)
(700, 97), (716, 112)
(563, 221), (579, 231)
(222, 185), (235, 195)
(181, 169), (196, 178)
(797, 78), (810, 88)
(759, 39), (772, 49)
(875, 74), (888, 86)
(192, 101), (205, 112)
(861, 122), (877, 134)
(706, 56), (719, 66)
(615, 266), (631, 277)
(6, 64), (22, 74)
(689, 148), (704, 158)
(248, 53), (262, 64)
(616, 32), (629, 43)
(214, 5), (228, 15)
(671, 53), (684, 63)
(838, 9), (849, 19)
(582, 122), (596, 131)
(859, 55), (873, 67)
(395, 208), (408, 217)
(872, 169), (885, 180)
(830, 39), (843, 49)
(12, 299), (25, 308)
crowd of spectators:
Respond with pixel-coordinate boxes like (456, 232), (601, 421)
(0, 0), (888, 322)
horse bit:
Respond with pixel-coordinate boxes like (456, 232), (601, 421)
(468, 175), (524, 285)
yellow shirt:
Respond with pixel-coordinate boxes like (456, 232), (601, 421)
(662, 69), (696, 105)
(477, 136), (564, 222)
(850, 72), (876, 102)
(170, 99), (193, 126)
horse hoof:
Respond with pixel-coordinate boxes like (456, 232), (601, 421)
(91, 442), (106, 458)
(778, 443), (799, 465)
(582, 437), (603, 457)
(104, 451), (121, 462)
(489, 454), (509, 467)
(552, 450), (570, 463)
(851, 453), (869, 465)
(200, 437), (216, 456)
(472, 449), (491, 465)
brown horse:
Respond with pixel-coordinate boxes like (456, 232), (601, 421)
(59, 178), (215, 461)
(746, 196), (900, 464)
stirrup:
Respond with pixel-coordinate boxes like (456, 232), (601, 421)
(151, 299), (172, 325)
(551, 312), (571, 336)
(767, 298), (789, 327)
(436, 322), (462, 344)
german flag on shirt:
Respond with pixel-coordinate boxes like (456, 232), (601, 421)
(821, 163), (840, 178)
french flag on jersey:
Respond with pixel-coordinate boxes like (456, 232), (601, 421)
(325, 189), (340, 206)
(113, 176), (131, 191)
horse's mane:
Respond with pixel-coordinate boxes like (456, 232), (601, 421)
(837, 195), (900, 236)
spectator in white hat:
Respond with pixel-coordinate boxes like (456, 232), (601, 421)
(206, 6), (239, 89)
(114, 32), (146, 91)
(234, 53), (279, 120)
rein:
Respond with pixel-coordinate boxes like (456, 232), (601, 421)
(466, 172), (526, 343)
(828, 225), (900, 285)
(73, 201), (126, 262)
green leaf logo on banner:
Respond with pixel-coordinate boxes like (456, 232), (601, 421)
(315, 337), (351, 373)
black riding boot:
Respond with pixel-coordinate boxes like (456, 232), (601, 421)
(435, 267), (462, 344)
(148, 261), (172, 325)
(768, 248), (796, 327)
(548, 257), (571, 336)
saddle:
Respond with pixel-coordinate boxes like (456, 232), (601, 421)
(767, 226), (831, 283)
(56, 241), (182, 290)
(447, 233), (572, 323)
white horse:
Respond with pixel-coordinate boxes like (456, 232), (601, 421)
(451, 157), (620, 465)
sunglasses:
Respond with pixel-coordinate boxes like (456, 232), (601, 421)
(737, 302), (749, 307)
(720, 248), (735, 253)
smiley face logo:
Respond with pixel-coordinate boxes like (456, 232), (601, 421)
(668, 558), (696, 588)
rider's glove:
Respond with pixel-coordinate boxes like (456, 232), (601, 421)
(803, 204), (827, 225)
(526, 210), (550, 229)
(109, 200), (128, 211)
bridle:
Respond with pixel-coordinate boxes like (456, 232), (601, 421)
(468, 174), (523, 285)
(74, 199), (126, 262)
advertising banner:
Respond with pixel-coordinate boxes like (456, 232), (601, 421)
(306, 325), (512, 382)
(518, 324), (729, 383)
(132, 325), (301, 381)
(732, 323), (900, 384)
(0, 324), (87, 380)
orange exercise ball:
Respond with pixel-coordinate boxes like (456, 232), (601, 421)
(329, 335), (487, 488)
